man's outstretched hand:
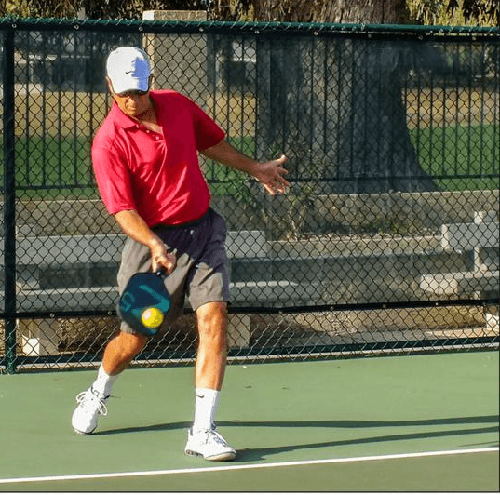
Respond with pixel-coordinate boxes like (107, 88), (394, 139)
(202, 141), (290, 195)
(253, 154), (290, 195)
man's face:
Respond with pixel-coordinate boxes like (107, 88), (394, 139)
(107, 77), (152, 118)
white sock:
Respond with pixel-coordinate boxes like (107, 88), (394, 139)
(91, 364), (118, 397)
(193, 388), (220, 432)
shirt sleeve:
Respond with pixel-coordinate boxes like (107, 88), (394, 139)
(91, 137), (136, 216)
(189, 99), (226, 151)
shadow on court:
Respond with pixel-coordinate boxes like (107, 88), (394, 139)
(98, 415), (499, 435)
(95, 416), (499, 462)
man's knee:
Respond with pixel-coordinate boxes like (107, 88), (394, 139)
(196, 302), (227, 344)
(197, 301), (227, 325)
(111, 330), (148, 357)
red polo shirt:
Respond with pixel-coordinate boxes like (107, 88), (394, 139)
(92, 90), (225, 226)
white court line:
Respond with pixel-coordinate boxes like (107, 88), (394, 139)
(0, 447), (497, 485)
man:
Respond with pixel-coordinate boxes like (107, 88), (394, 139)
(71, 47), (289, 461)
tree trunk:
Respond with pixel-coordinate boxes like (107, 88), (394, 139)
(252, 0), (438, 194)
(252, 0), (408, 24)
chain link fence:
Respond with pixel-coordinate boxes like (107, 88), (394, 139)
(1, 18), (499, 372)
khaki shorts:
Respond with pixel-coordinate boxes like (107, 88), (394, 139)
(116, 208), (230, 335)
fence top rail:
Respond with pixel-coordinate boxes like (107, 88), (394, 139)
(0, 17), (499, 39)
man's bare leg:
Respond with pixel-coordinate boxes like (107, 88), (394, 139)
(195, 301), (228, 391)
(72, 331), (147, 434)
(184, 301), (235, 460)
(102, 331), (148, 375)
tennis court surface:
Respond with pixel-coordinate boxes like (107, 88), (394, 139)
(1, 350), (498, 491)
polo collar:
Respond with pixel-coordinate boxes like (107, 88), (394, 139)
(110, 91), (161, 129)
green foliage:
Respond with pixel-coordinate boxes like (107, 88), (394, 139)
(3, 0), (211, 20)
(3, 0), (499, 25)
(406, 0), (499, 27)
(0, 136), (97, 198)
(411, 125), (499, 191)
(206, 137), (257, 207)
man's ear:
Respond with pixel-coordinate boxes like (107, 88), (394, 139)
(105, 76), (114, 95)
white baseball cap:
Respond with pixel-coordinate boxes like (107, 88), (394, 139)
(106, 47), (151, 94)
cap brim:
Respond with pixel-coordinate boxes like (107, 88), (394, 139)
(112, 75), (149, 94)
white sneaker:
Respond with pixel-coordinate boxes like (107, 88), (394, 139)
(72, 386), (109, 435)
(184, 426), (236, 461)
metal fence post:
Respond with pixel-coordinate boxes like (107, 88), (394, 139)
(3, 28), (18, 373)
(142, 9), (208, 104)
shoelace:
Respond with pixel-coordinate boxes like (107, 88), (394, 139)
(203, 428), (229, 447)
(75, 390), (108, 417)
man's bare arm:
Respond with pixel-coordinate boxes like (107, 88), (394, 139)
(201, 140), (290, 195)
(114, 209), (176, 273)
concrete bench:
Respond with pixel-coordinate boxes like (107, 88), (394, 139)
(12, 279), (317, 355)
(10, 230), (297, 354)
(13, 221), (498, 356)
(15, 234), (126, 265)
(419, 211), (499, 297)
(13, 230), (265, 264)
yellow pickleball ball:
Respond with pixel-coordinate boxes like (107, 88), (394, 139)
(142, 307), (164, 328)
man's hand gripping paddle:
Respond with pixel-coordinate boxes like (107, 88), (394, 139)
(118, 269), (170, 337)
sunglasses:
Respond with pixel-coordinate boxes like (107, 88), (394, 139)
(115, 88), (149, 98)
